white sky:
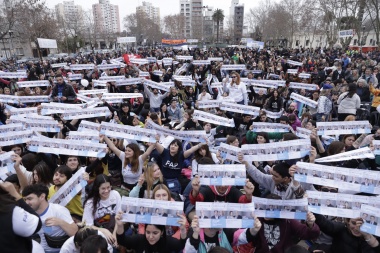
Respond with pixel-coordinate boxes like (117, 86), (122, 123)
(46, 0), (262, 29)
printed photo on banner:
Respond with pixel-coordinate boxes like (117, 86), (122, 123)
(218, 143), (241, 163)
(49, 167), (87, 206)
(295, 162), (380, 194)
(314, 147), (374, 163)
(250, 122), (291, 133)
(78, 120), (100, 133)
(0, 130), (33, 146)
(252, 197), (307, 220)
(360, 204), (380, 236)
(121, 197), (184, 227)
(100, 121), (156, 143)
(196, 202), (255, 228)
(196, 164), (246, 186)
(306, 190), (380, 218)
(317, 121), (371, 136)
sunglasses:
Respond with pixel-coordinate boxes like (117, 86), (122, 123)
(320, 187), (338, 193)
(231, 76), (237, 78)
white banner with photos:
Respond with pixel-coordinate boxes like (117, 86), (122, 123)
(262, 109), (285, 119)
(0, 94), (17, 103)
(192, 60), (211, 65)
(17, 95), (50, 103)
(0, 71), (28, 78)
(28, 136), (107, 158)
(99, 75), (126, 81)
(314, 147), (374, 163)
(253, 197), (308, 219)
(243, 79), (279, 89)
(289, 82), (319, 91)
(49, 167), (88, 207)
(40, 102), (81, 115)
(220, 65), (247, 71)
(115, 78), (143, 86)
(287, 69), (298, 74)
(217, 143), (241, 163)
(208, 58), (223, 62)
(250, 122), (291, 133)
(67, 74), (82, 80)
(78, 120), (100, 133)
(67, 131), (100, 143)
(241, 139), (311, 162)
(219, 102), (260, 117)
(97, 64), (122, 70)
(61, 107), (111, 120)
(296, 127), (312, 139)
(69, 64), (95, 70)
(92, 80), (108, 87)
(176, 56), (194, 60)
(287, 60), (303, 66)
(7, 106), (39, 117)
(0, 130), (34, 146)
(360, 204), (380, 236)
(78, 89), (108, 95)
(145, 120), (206, 143)
(197, 100), (222, 109)
(299, 73), (311, 79)
(192, 110), (235, 127)
(295, 162), (380, 194)
(101, 93), (143, 101)
(100, 121), (157, 143)
(17, 80), (50, 87)
(9, 116), (60, 132)
(143, 80), (174, 92)
(121, 197), (184, 226)
(196, 202), (255, 228)
(290, 93), (318, 108)
(196, 164), (246, 185)
(0, 151), (15, 180)
(317, 121), (371, 136)
(306, 191), (380, 218)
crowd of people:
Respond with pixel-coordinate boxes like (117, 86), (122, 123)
(1, 45), (380, 253)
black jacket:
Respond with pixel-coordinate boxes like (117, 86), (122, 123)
(51, 82), (77, 103)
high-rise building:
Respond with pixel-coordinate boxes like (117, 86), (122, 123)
(180, 0), (191, 38)
(92, 0), (120, 34)
(179, 0), (203, 39)
(136, 1), (160, 21)
(230, 0), (239, 18)
(232, 4), (244, 44)
(55, 1), (83, 25)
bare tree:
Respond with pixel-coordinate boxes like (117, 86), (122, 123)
(366, 0), (380, 47)
(0, 1), (22, 40)
(17, 0), (59, 57)
(82, 10), (98, 50)
(163, 14), (185, 39)
(123, 12), (162, 46)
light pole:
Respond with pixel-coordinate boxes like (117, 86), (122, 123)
(8, 30), (13, 60)
(1, 32), (8, 59)
(360, 25), (366, 53)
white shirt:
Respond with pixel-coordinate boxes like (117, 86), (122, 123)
(60, 230), (113, 253)
(118, 153), (143, 185)
(38, 203), (74, 251)
(225, 81), (247, 103)
(197, 92), (212, 101)
(82, 190), (121, 226)
(12, 206), (39, 237)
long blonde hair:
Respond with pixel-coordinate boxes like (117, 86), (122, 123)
(144, 162), (163, 198)
(230, 71), (241, 85)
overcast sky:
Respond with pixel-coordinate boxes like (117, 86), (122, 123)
(46, 0), (262, 28)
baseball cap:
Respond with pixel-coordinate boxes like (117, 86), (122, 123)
(322, 84), (333, 90)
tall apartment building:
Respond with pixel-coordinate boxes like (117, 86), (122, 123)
(180, 0), (203, 39)
(180, 0), (191, 38)
(92, 0), (121, 34)
(229, 0), (239, 17)
(233, 4), (244, 44)
(55, 1), (83, 24)
(136, 1), (160, 21)
(203, 6), (224, 43)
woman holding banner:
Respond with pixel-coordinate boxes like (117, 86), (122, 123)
(222, 72), (248, 105)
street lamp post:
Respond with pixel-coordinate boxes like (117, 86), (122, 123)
(8, 30), (13, 60)
(360, 25), (366, 53)
(1, 32), (8, 59)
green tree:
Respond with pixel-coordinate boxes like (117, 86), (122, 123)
(212, 9), (224, 44)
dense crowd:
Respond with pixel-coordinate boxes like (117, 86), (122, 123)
(1, 45), (380, 253)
